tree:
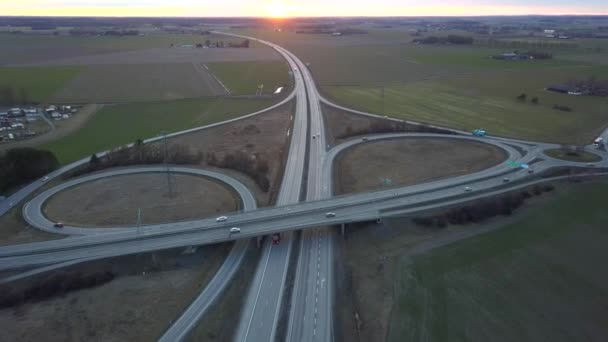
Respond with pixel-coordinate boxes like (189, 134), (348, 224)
(517, 93), (527, 102)
(531, 97), (539, 104)
(89, 153), (100, 166)
(204, 39), (211, 47)
(0, 148), (59, 193)
(19, 88), (28, 105)
(242, 39), (250, 48)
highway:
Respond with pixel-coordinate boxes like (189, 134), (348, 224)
(3, 133), (605, 271)
(1, 32), (608, 342)
(286, 48), (335, 342)
(232, 38), (309, 342)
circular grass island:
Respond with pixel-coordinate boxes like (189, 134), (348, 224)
(335, 137), (507, 195)
(44, 173), (239, 227)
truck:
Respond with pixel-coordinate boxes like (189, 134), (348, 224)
(593, 137), (603, 148)
(472, 129), (486, 137)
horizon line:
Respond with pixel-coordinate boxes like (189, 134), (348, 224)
(2, 13), (608, 19)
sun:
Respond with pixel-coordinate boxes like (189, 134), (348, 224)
(265, 0), (288, 18)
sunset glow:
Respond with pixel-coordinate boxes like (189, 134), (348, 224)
(265, 0), (288, 18)
(0, 1), (606, 17)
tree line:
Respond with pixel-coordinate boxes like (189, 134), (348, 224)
(0, 148), (59, 194)
(413, 34), (474, 45)
(412, 184), (555, 228)
(0, 86), (30, 106)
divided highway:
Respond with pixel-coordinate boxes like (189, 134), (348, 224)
(1, 31), (607, 342)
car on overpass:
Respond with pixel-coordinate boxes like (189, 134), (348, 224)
(216, 216), (228, 222)
(272, 233), (281, 244)
(230, 227), (241, 234)
(54, 222), (64, 228)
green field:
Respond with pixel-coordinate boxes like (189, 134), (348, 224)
(0, 66), (82, 103)
(324, 66), (608, 144)
(206, 61), (291, 95)
(236, 28), (608, 143)
(389, 180), (608, 342)
(41, 97), (275, 164)
(0, 33), (262, 65)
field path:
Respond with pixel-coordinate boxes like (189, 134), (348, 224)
(193, 62), (229, 96)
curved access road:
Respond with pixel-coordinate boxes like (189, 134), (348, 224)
(0, 75), (296, 219)
(23, 166), (256, 236)
(18, 166), (259, 342)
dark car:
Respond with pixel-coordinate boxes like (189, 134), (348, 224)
(54, 222), (64, 228)
(272, 233), (281, 245)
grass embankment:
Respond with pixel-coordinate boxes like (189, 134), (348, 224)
(389, 179), (608, 342)
(0, 66), (82, 102)
(41, 97), (275, 164)
(324, 66), (608, 144)
(206, 61), (291, 95)
(544, 148), (602, 162)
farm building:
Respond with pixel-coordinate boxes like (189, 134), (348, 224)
(492, 52), (531, 60)
(546, 84), (583, 95)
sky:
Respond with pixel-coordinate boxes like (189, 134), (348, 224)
(1, 0), (607, 17)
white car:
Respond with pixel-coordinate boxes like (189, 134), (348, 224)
(41, 176), (49, 182)
(229, 227), (241, 234)
(464, 186), (473, 192)
(216, 216), (228, 222)
(325, 212), (336, 218)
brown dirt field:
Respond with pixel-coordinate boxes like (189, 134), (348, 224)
(335, 138), (507, 195)
(165, 100), (294, 207)
(51, 64), (225, 103)
(44, 173), (239, 227)
(323, 103), (392, 147)
(0, 104), (102, 152)
(0, 244), (231, 342)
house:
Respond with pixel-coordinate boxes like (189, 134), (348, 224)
(8, 108), (24, 117)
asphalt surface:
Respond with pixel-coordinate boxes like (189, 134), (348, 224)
(286, 49), (335, 342)
(230, 36), (309, 342)
(2, 33), (608, 342)
(5, 134), (605, 269)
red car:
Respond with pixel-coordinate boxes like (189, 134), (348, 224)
(272, 233), (281, 245)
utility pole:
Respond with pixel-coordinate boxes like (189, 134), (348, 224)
(161, 131), (175, 198)
(381, 86), (385, 117)
(136, 208), (142, 236)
